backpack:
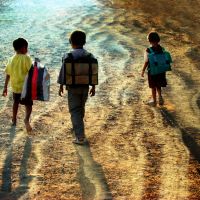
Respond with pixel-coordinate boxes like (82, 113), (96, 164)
(64, 53), (98, 86)
(21, 58), (50, 101)
(148, 47), (172, 75)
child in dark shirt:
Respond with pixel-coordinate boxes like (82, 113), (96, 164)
(58, 30), (97, 145)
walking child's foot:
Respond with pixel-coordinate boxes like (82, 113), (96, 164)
(144, 99), (157, 107)
(12, 119), (17, 126)
(24, 119), (32, 132)
(158, 96), (164, 106)
(72, 137), (85, 145)
(70, 128), (75, 134)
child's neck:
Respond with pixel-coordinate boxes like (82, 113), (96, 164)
(16, 51), (26, 55)
(72, 44), (84, 49)
(73, 47), (83, 50)
(16, 53), (26, 55)
(151, 43), (159, 48)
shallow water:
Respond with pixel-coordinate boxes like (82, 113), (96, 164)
(0, 0), (132, 109)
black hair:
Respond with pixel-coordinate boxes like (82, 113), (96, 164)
(13, 38), (28, 51)
(69, 30), (86, 46)
(147, 32), (160, 43)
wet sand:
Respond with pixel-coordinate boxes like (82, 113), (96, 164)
(0, 0), (200, 199)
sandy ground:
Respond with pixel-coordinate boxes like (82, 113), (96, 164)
(0, 0), (200, 199)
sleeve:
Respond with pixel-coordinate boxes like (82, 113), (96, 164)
(5, 58), (12, 75)
(89, 53), (95, 59)
(57, 54), (67, 85)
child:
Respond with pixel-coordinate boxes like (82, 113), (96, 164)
(58, 30), (97, 145)
(2, 38), (33, 131)
(142, 32), (170, 106)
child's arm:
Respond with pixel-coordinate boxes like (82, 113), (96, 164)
(2, 74), (10, 97)
(141, 49), (149, 77)
(59, 84), (64, 97)
(89, 85), (95, 97)
(141, 62), (148, 77)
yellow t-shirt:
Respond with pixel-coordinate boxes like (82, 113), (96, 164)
(5, 54), (32, 93)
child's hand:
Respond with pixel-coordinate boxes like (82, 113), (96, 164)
(141, 70), (145, 77)
(141, 63), (148, 77)
(59, 85), (64, 97)
(2, 87), (7, 97)
(89, 87), (95, 97)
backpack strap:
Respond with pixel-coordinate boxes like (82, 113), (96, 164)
(148, 47), (158, 66)
(67, 53), (76, 85)
(87, 53), (93, 85)
(147, 47), (154, 54)
(148, 46), (165, 53)
(67, 53), (73, 60)
(161, 47), (165, 52)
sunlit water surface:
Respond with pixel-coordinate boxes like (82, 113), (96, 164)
(0, 0), (131, 109)
(0, 0), (99, 64)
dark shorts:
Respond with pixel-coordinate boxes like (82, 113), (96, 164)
(13, 93), (33, 106)
(148, 72), (167, 88)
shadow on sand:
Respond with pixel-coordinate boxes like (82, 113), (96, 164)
(75, 140), (113, 200)
(0, 126), (33, 199)
(160, 108), (200, 164)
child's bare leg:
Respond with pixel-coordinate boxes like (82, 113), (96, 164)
(157, 87), (164, 105)
(156, 87), (162, 98)
(151, 87), (157, 103)
(12, 102), (19, 125)
(24, 105), (32, 132)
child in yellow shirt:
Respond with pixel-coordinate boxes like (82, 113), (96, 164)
(2, 38), (33, 132)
